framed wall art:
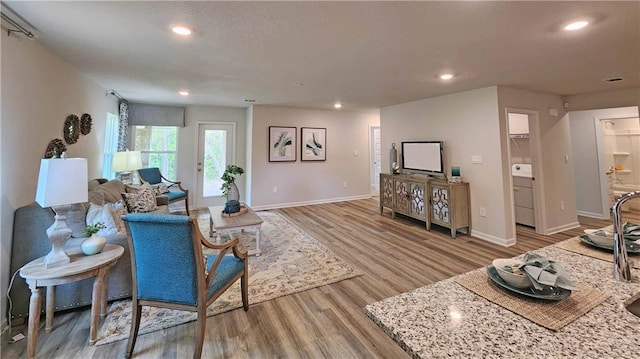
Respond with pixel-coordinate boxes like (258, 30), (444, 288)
(301, 127), (326, 161)
(269, 126), (296, 162)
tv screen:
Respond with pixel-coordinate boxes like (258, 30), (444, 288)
(401, 141), (444, 174)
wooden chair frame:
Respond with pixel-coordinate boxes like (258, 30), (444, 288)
(137, 168), (190, 216)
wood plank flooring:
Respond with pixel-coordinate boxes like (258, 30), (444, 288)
(2, 198), (625, 359)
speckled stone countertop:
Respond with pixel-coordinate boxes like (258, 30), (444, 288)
(366, 244), (640, 358)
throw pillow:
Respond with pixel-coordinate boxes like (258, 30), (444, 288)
(86, 203), (124, 235)
(122, 183), (158, 213)
(155, 183), (170, 195)
(106, 200), (129, 216)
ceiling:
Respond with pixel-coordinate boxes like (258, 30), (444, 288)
(3, 1), (638, 111)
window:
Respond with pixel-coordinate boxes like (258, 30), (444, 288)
(132, 126), (178, 180)
(102, 112), (119, 179)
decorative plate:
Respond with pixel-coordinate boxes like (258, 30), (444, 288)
(487, 265), (571, 301)
(44, 138), (67, 158)
(80, 113), (92, 135)
(579, 234), (640, 254)
(63, 114), (80, 144)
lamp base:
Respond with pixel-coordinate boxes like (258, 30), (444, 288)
(44, 205), (73, 268)
(117, 171), (133, 185)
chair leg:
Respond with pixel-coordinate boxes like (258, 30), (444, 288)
(184, 196), (190, 216)
(241, 268), (249, 311)
(126, 301), (142, 358)
(194, 306), (206, 359)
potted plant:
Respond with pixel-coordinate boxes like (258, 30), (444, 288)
(81, 222), (107, 255)
(221, 165), (244, 202)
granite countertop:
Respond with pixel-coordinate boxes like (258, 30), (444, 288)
(366, 244), (640, 358)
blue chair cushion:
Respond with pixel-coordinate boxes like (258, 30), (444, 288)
(205, 254), (245, 300)
(166, 191), (187, 201)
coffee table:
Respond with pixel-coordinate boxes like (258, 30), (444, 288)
(208, 205), (263, 256)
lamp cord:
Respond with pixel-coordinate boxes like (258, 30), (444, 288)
(5, 262), (39, 344)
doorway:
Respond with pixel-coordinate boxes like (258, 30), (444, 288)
(370, 126), (381, 195)
(505, 108), (546, 236)
(195, 123), (236, 208)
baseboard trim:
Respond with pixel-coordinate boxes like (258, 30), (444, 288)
(545, 221), (581, 235)
(251, 195), (372, 211)
(577, 210), (609, 220)
(471, 230), (515, 247)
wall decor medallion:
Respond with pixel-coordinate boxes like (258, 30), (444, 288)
(301, 127), (326, 161)
(80, 113), (92, 135)
(269, 126), (297, 162)
(44, 138), (67, 158)
(63, 114), (80, 144)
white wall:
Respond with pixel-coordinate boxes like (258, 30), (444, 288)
(381, 87), (509, 244)
(565, 87), (640, 112)
(250, 105), (379, 209)
(1, 35), (116, 331)
(569, 106), (640, 218)
(176, 105), (247, 209)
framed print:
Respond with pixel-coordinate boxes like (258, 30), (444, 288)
(301, 127), (326, 161)
(269, 126), (296, 162)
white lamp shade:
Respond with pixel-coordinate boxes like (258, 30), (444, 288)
(112, 151), (142, 172)
(35, 158), (89, 207)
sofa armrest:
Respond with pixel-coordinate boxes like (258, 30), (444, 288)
(155, 195), (169, 206)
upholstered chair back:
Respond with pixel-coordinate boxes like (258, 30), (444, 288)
(137, 168), (163, 185)
(124, 213), (201, 306)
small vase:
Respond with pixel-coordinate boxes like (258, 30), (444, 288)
(227, 182), (240, 203)
(81, 234), (106, 255)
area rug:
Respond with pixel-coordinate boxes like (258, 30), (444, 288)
(96, 211), (362, 345)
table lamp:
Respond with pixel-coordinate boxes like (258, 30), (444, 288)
(112, 150), (142, 184)
(35, 158), (88, 268)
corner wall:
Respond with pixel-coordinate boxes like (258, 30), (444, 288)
(1, 35), (116, 331)
(380, 87), (509, 244)
(249, 105), (379, 209)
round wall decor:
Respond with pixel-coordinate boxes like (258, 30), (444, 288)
(44, 138), (67, 158)
(63, 114), (80, 144)
(80, 113), (92, 135)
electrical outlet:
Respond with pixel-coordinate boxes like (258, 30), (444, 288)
(343, 181), (347, 188)
(560, 200), (565, 210)
(479, 207), (486, 217)
(272, 186), (278, 194)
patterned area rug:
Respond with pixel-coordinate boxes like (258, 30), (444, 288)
(96, 211), (362, 345)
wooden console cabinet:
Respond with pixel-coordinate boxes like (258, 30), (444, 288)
(380, 173), (471, 238)
(427, 179), (471, 238)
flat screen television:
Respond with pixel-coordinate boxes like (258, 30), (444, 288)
(401, 141), (444, 175)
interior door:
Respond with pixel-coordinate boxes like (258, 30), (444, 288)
(371, 126), (381, 195)
(196, 123), (235, 208)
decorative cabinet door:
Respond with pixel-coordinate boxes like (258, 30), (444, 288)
(431, 185), (450, 224)
(410, 183), (426, 217)
(381, 175), (394, 208)
(394, 180), (410, 213)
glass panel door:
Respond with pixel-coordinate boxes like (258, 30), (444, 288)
(196, 123), (235, 208)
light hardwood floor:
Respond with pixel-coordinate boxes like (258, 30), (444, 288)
(2, 198), (622, 358)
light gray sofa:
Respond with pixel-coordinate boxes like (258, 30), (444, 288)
(8, 178), (169, 324)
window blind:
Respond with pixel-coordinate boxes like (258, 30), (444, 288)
(128, 103), (185, 127)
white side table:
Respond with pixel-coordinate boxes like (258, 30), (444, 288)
(19, 244), (124, 359)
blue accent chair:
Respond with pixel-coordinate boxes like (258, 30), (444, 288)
(137, 167), (190, 216)
(123, 213), (248, 359)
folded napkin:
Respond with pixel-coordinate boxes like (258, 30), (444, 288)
(518, 252), (578, 291)
(623, 222), (640, 241)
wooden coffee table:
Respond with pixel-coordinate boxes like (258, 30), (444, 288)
(208, 205), (263, 256)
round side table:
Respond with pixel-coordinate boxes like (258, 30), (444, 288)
(19, 244), (124, 359)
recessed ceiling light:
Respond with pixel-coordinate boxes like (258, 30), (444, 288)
(172, 26), (192, 36)
(178, 91), (189, 96)
(439, 73), (454, 80)
(563, 21), (588, 31)
(334, 103), (342, 109)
